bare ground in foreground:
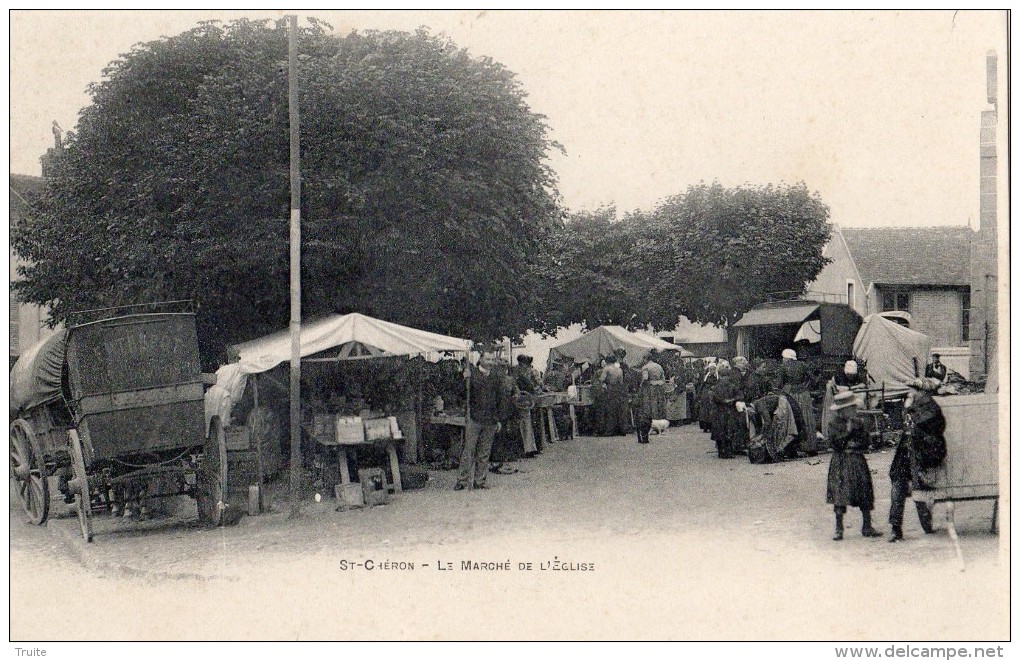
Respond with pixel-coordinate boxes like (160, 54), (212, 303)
(9, 424), (1007, 640)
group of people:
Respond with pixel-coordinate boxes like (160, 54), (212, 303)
(453, 352), (581, 491)
(693, 349), (823, 461)
(453, 353), (536, 491)
(825, 376), (947, 542)
(583, 348), (674, 444)
(690, 346), (951, 543)
(584, 349), (692, 442)
(457, 345), (952, 546)
(456, 348), (677, 490)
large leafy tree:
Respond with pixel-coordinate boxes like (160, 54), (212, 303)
(13, 19), (561, 365)
(640, 182), (832, 329)
(536, 182), (831, 333)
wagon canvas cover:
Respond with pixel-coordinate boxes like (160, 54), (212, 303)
(852, 313), (933, 393)
(9, 330), (67, 415)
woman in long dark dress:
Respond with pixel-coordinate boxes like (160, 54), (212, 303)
(779, 348), (818, 455)
(697, 363), (718, 432)
(826, 391), (882, 541)
(711, 364), (739, 458)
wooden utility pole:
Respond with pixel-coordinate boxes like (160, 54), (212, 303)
(288, 14), (303, 512)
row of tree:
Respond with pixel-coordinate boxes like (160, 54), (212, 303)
(12, 19), (831, 368)
(540, 182), (831, 332)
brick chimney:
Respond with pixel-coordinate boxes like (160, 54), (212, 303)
(969, 50), (999, 389)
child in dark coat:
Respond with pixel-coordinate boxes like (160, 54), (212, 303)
(826, 391), (882, 541)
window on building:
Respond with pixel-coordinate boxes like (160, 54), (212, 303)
(961, 290), (971, 343)
(882, 290), (910, 312)
(846, 282), (855, 308)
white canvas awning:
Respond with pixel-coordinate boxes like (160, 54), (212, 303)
(206, 313), (470, 430)
(732, 302), (819, 328)
(548, 325), (691, 367)
(230, 312), (470, 374)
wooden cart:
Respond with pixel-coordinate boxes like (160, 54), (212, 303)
(923, 393), (999, 569)
(9, 303), (228, 541)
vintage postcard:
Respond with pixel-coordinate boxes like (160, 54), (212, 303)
(7, 9), (1009, 648)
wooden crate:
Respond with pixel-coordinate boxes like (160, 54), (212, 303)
(334, 416), (365, 445)
(364, 417), (392, 441)
(313, 414), (336, 445)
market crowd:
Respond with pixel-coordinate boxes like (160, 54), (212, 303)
(433, 342), (951, 546)
(445, 348), (676, 490)
(560, 345), (952, 544)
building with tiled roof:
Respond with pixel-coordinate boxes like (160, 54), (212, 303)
(803, 223), (974, 376)
(839, 226), (972, 353)
(840, 226), (973, 288)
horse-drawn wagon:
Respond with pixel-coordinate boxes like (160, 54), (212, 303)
(9, 303), (228, 541)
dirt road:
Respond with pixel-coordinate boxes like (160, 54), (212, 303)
(9, 424), (1007, 640)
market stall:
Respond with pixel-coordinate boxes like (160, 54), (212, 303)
(548, 325), (690, 367)
(732, 300), (863, 378)
(548, 326), (690, 436)
(205, 313), (471, 507)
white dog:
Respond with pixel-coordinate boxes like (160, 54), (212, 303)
(649, 419), (670, 435)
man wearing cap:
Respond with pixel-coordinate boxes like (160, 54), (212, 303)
(826, 390), (882, 540)
(888, 378), (945, 541)
(456, 354), (513, 491)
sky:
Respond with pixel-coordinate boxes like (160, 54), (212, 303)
(8, 10), (1008, 228)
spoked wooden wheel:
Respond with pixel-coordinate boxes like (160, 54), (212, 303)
(67, 429), (93, 542)
(197, 417), (228, 526)
(9, 419), (49, 525)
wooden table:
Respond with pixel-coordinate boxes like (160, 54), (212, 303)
(330, 438), (403, 494)
(428, 413), (467, 461)
(429, 414), (466, 428)
(564, 399), (589, 438)
(534, 392), (574, 444)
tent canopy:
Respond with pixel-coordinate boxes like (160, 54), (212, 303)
(547, 325), (690, 368)
(852, 313), (933, 394)
(206, 313), (470, 429)
(10, 330), (68, 415)
(230, 312), (470, 375)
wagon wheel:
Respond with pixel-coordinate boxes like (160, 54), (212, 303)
(197, 417), (228, 526)
(67, 429), (93, 542)
(9, 419), (49, 525)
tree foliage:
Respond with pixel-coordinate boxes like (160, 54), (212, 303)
(534, 205), (644, 331)
(641, 182), (832, 328)
(537, 182), (831, 332)
(13, 19), (561, 366)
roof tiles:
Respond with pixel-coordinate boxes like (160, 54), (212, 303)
(840, 226), (972, 287)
